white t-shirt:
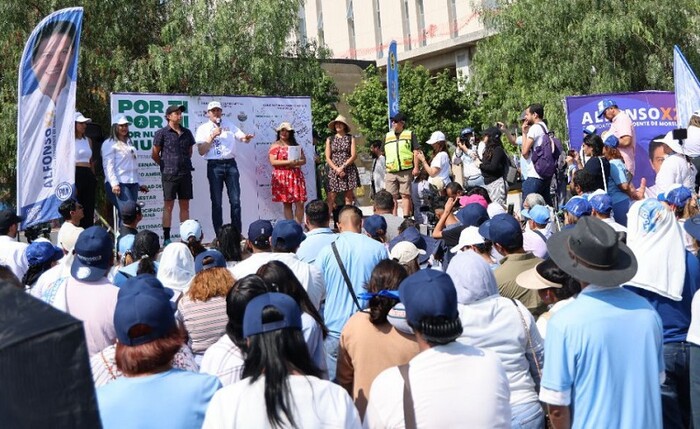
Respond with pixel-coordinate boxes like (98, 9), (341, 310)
(363, 341), (511, 429)
(200, 334), (246, 387)
(655, 152), (697, 194)
(203, 375), (362, 429)
(524, 122), (549, 180)
(685, 126), (700, 158)
(0, 235), (29, 281)
(195, 118), (246, 160)
(688, 290), (700, 345)
(430, 151), (452, 185)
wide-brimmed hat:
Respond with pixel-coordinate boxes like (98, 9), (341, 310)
(547, 216), (637, 286)
(328, 115), (351, 132)
(275, 122), (294, 132)
(516, 262), (564, 290)
(654, 131), (685, 155)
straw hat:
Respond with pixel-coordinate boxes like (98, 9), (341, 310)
(328, 115), (351, 132)
(275, 122), (294, 132)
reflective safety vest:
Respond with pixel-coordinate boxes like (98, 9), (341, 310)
(384, 130), (414, 173)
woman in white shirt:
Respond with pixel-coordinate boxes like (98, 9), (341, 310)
(101, 115), (148, 223)
(203, 292), (361, 428)
(418, 131), (452, 194)
(654, 131), (697, 194)
(74, 112), (96, 228)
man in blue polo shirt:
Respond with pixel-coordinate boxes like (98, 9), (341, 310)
(314, 206), (388, 380)
(541, 216), (663, 429)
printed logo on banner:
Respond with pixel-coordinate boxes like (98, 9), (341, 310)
(55, 182), (73, 201)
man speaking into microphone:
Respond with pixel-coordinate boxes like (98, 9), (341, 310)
(195, 100), (254, 234)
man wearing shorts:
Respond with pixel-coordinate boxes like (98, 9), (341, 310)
(384, 112), (420, 217)
(152, 104), (195, 245)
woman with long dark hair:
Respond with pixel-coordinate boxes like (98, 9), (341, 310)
(212, 223), (243, 268)
(336, 259), (419, 417)
(256, 261), (329, 375)
(113, 230), (160, 287)
(22, 241), (63, 288)
(203, 292), (361, 428)
(269, 122), (307, 223)
(581, 134), (611, 192)
(479, 127), (509, 206)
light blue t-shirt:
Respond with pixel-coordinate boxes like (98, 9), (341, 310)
(296, 228), (337, 264)
(607, 159), (631, 204)
(314, 231), (388, 338)
(97, 368), (221, 429)
(541, 286), (663, 429)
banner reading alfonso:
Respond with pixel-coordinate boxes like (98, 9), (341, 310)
(17, 8), (83, 229)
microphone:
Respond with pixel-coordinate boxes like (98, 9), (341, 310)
(215, 118), (221, 127)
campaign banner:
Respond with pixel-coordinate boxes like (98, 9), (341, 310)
(565, 91), (676, 187)
(110, 93), (316, 241)
(674, 45), (700, 127)
(17, 7), (84, 228)
(387, 40), (399, 128)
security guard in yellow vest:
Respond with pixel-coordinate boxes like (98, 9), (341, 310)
(384, 112), (420, 217)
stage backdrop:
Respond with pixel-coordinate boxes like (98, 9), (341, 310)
(565, 91), (676, 187)
(110, 93), (316, 241)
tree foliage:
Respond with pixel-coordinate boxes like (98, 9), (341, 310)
(346, 63), (482, 150)
(470, 0), (700, 136)
(0, 0), (338, 201)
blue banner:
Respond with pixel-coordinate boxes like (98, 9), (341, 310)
(17, 7), (83, 229)
(674, 45), (700, 128)
(387, 40), (399, 128)
(565, 91), (676, 187)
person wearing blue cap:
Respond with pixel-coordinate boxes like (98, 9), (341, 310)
(22, 241), (63, 288)
(521, 204), (551, 259)
(589, 192), (626, 232)
(597, 99), (637, 176)
(601, 133), (634, 226)
(562, 196), (592, 228)
(97, 275), (221, 429)
(662, 185), (697, 253)
(203, 292), (362, 428)
(364, 269), (511, 428)
(364, 214), (388, 244)
(232, 219), (324, 310)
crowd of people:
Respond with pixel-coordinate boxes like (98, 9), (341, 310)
(2, 102), (700, 428)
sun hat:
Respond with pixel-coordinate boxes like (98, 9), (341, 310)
(426, 131), (447, 145)
(328, 115), (351, 132)
(71, 226), (113, 282)
(547, 216), (637, 286)
(114, 274), (176, 346)
(516, 262), (564, 290)
(275, 122), (294, 132)
(450, 226), (485, 253)
(399, 270), (458, 327)
(243, 292), (302, 338)
(390, 241), (426, 264)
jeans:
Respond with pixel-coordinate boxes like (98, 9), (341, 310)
(510, 401), (545, 429)
(104, 182), (139, 224)
(324, 335), (340, 383)
(207, 159), (242, 234)
(661, 342), (691, 429)
(690, 343), (700, 429)
(522, 177), (552, 208)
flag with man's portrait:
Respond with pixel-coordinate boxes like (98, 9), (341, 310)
(17, 7), (83, 229)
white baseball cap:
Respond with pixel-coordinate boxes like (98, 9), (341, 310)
(111, 115), (131, 125)
(74, 112), (91, 123)
(450, 226), (485, 253)
(207, 101), (222, 111)
(390, 241), (426, 265)
(180, 219), (203, 242)
(426, 131), (446, 145)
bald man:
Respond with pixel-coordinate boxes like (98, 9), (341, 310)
(314, 205), (388, 380)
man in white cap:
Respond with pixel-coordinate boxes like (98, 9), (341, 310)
(521, 204), (551, 258)
(195, 101), (254, 234)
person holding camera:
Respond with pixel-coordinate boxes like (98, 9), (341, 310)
(455, 127), (484, 188)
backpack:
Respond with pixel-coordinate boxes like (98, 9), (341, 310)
(531, 124), (562, 179)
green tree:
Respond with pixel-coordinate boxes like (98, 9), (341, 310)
(346, 63), (482, 151)
(0, 0), (337, 203)
(470, 0), (700, 137)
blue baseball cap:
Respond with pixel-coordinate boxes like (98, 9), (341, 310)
(563, 196), (592, 218)
(119, 201), (144, 218)
(603, 134), (619, 148)
(115, 274), (176, 346)
(25, 241), (63, 266)
(118, 233), (136, 256)
(521, 205), (550, 225)
(195, 249), (227, 273)
(363, 214), (388, 238)
(247, 219), (273, 244)
(588, 194), (613, 214)
(456, 203), (489, 227)
(684, 215), (700, 241)
(583, 125), (597, 135)
(71, 226), (113, 282)
(663, 185), (693, 207)
(460, 127), (474, 138)
(596, 99), (617, 118)
(243, 292), (302, 338)
(478, 213), (522, 247)
(271, 220), (306, 251)
(398, 270), (458, 326)
(389, 226), (436, 265)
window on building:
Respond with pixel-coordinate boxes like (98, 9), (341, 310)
(347, 0), (357, 59)
(373, 0), (384, 59)
(402, 0), (412, 51)
(448, 0), (458, 38)
(297, 4), (307, 45)
(416, 0), (426, 47)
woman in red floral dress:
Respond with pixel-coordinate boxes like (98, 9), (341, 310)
(269, 122), (307, 223)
